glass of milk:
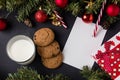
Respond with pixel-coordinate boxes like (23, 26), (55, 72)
(6, 35), (36, 65)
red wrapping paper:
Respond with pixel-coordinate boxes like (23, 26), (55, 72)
(94, 34), (120, 80)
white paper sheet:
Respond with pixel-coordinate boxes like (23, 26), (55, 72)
(63, 17), (107, 69)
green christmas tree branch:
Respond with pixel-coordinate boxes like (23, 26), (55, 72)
(5, 66), (112, 80)
(42, 0), (57, 15)
(80, 66), (111, 80)
(102, 15), (120, 29)
(16, 0), (40, 22)
(66, 2), (82, 16)
(6, 67), (45, 80)
(6, 66), (70, 80)
(91, 0), (104, 14)
(65, 0), (85, 16)
(0, 0), (120, 28)
(6, 0), (25, 12)
(0, 0), (5, 9)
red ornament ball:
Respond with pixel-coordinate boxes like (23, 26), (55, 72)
(0, 18), (7, 31)
(106, 4), (120, 17)
(82, 13), (93, 23)
(55, 0), (68, 8)
(35, 10), (47, 23)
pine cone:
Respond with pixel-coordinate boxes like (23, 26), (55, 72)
(102, 21), (110, 29)
(24, 18), (33, 27)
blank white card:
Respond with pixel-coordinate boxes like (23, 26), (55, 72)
(63, 17), (107, 69)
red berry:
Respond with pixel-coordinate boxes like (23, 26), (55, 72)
(35, 10), (47, 23)
(0, 18), (7, 31)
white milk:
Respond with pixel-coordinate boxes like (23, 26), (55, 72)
(10, 39), (34, 62)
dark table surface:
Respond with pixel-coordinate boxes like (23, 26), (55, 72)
(0, 10), (120, 80)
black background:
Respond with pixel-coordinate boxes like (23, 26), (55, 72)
(0, 9), (120, 80)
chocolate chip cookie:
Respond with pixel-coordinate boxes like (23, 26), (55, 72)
(37, 41), (60, 58)
(33, 28), (55, 46)
(42, 52), (63, 69)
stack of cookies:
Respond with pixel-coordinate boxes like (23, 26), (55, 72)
(33, 28), (63, 69)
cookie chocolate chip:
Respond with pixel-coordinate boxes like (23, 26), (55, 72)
(33, 28), (63, 69)
(37, 41), (60, 58)
(42, 52), (63, 69)
(33, 28), (55, 46)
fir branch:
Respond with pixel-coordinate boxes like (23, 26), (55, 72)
(66, 0), (84, 16)
(6, 67), (70, 80)
(102, 15), (120, 29)
(43, 0), (57, 15)
(6, 67), (45, 80)
(66, 2), (81, 16)
(1, 0), (120, 29)
(0, 0), (6, 9)
(85, 0), (104, 14)
(92, 0), (104, 14)
(111, 0), (120, 4)
(80, 66), (111, 80)
(16, 0), (40, 22)
(6, 0), (25, 12)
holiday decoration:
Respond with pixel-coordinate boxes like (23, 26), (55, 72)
(35, 10), (48, 23)
(84, 0), (94, 13)
(53, 11), (67, 28)
(14, 0), (39, 22)
(50, 13), (61, 26)
(0, 18), (7, 31)
(0, 0), (5, 9)
(5, 66), (110, 80)
(80, 66), (111, 80)
(52, 19), (61, 26)
(0, 0), (119, 29)
(93, 32), (120, 80)
(106, 4), (120, 17)
(55, 0), (68, 8)
(50, 11), (67, 28)
(6, 67), (44, 80)
(93, 0), (107, 37)
(6, 66), (70, 80)
(82, 13), (93, 23)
